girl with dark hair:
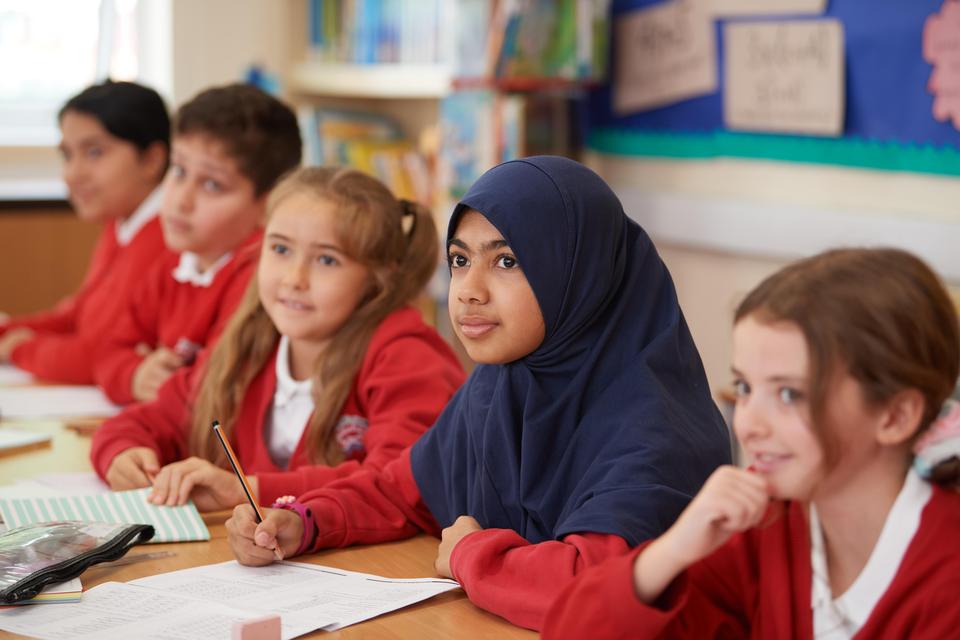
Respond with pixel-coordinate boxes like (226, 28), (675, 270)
(0, 80), (170, 382)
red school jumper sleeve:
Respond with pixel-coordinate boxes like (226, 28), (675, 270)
(449, 528), (631, 630)
(90, 361), (199, 479)
(543, 503), (804, 640)
(93, 240), (257, 405)
(11, 218), (166, 383)
(0, 223), (117, 338)
(253, 308), (465, 503)
(300, 447), (441, 548)
(298, 447), (630, 632)
(92, 252), (176, 404)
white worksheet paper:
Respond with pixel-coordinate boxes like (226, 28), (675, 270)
(132, 560), (461, 632)
(0, 582), (281, 640)
(0, 386), (120, 419)
(0, 364), (32, 386)
(0, 561), (460, 639)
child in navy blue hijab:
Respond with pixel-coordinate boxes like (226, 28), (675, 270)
(226, 156), (731, 631)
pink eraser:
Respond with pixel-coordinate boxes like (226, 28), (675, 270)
(232, 614), (281, 640)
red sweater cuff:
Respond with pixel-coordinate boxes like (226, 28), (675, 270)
(303, 497), (349, 551)
(105, 355), (144, 405)
(449, 528), (526, 585)
(616, 543), (690, 620)
(9, 339), (33, 367)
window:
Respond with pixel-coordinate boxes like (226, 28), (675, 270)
(0, 0), (145, 146)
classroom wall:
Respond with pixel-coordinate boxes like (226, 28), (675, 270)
(168, 0), (297, 106)
(590, 152), (960, 394)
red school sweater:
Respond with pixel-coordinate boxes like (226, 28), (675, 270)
(92, 232), (261, 404)
(541, 487), (960, 640)
(90, 306), (466, 504)
(5, 216), (166, 383)
(295, 448), (632, 631)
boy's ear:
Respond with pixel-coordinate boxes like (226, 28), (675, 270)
(253, 192), (269, 226)
(876, 388), (925, 446)
(142, 141), (169, 182)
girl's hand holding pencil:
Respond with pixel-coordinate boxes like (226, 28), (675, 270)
(226, 505), (303, 566)
(631, 466), (769, 604)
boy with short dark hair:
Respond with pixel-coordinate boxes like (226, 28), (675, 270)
(94, 83), (302, 404)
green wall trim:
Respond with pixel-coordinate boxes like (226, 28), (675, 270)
(588, 129), (960, 176)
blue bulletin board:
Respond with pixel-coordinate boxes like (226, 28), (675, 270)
(589, 0), (960, 176)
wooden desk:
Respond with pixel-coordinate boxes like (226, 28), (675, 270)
(0, 424), (536, 639)
(0, 421), (92, 482)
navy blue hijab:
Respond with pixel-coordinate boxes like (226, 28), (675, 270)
(411, 157), (730, 545)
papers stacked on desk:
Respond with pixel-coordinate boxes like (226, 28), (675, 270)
(0, 365), (32, 386)
(0, 428), (51, 457)
(0, 385), (120, 420)
(0, 488), (209, 543)
(0, 560), (461, 639)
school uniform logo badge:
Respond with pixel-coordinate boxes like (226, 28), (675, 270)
(335, 415), (369, 459)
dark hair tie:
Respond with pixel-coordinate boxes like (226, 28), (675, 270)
(399, 199), (418, 238)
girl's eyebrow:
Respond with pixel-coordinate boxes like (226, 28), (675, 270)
(266, 232), (344, 253)
(447, 238), (509, 252)
(730, 366), (806, 384)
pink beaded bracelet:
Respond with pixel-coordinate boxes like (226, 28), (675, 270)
(271, 495), (317, 556)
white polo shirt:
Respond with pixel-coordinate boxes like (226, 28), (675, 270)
(265, 335), (315, 469)
(810, 468), (931, 639)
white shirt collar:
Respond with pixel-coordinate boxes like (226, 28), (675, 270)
(810, 468), (932, 638)
(275, 335), (313, 407)
(171, 251), (234, 287)
(115, 186), (162, 246)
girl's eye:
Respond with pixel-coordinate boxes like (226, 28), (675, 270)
(733, 379), (750, 398)
(202, 179), (223, 193)
(85, 147), (103, 159)
(270, 243), (289, 255)
(170, 165), (185, 179)
(317, 254), (339, 267)
(448, 253), (468, 269)
(778, 387), (804, 405)
(495, 254), (518, 269)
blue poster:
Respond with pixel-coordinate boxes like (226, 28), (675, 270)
(589, 0), (960, 175)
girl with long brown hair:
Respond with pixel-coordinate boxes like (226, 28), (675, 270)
(544, 247), (960, 639)
(90, 166), (465, 510)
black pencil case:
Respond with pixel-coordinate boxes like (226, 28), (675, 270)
(0, 521), (154, 604)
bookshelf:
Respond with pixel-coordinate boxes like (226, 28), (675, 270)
(287, 0), (609, 206)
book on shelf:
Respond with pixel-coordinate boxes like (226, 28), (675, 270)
(303, 0), (609, 82)
(307, 0), (453, 65)
(438, 89), (582, 198)
(299, 107), (433, 206)
(487, 0), (610, 82)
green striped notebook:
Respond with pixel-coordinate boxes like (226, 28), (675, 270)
(0, 488), (209, 543)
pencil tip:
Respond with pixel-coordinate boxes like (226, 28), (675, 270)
(212, 419), (220, 429)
